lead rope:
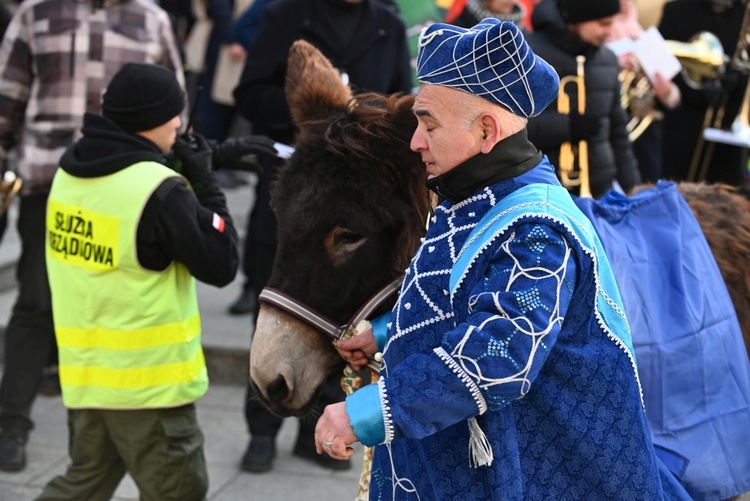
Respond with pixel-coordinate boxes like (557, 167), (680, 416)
(339, 319), (379, 501)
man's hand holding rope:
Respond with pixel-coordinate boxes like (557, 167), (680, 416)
(334, 328), (378, 372)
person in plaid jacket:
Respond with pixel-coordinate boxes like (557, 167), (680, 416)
(0, 0), (185, 472)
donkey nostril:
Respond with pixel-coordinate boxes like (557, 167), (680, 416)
(267, 375), (290, 403)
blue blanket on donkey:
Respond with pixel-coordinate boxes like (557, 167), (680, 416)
(575, 181), (750, 501)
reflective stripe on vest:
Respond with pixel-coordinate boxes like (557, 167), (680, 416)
(46, 161), (208, 409)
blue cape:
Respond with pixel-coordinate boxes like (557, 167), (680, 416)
(575, 182), (750, 501)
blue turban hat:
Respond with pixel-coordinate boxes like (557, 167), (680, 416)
(416, 18), (560, 118)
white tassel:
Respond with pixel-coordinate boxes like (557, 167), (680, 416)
(468, 417), (493, 468)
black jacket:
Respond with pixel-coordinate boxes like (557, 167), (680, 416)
(233, 0), (413, 145)
(58, 114), (239, 287)
(232, 0), (412, 249)
(525, 0), (639, 198)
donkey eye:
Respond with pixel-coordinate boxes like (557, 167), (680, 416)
(337, 231), (363, 245)
(325, 226), (367, 264)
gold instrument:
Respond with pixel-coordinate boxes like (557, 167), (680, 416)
(0, 171), (21, 215)
(666, 31), (726, 89)
(687, 2), (750, 182)
(558, 55), (592, 198)
(619, 61), (656, 142)
(620, 31), (726, 142)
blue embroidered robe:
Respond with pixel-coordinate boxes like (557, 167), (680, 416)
(347, 160), (690, 500)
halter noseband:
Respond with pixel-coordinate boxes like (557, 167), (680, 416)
(258, 276), (404, 342)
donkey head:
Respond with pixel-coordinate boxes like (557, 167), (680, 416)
(249, 41), (427, 416)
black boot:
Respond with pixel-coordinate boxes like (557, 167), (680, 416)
(240, 435), (276, 473)
(0, 428), (27, 472)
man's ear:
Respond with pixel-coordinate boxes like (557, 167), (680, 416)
(479, 113), (502, 154)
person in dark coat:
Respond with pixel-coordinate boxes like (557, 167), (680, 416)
(658, 0), (749, 185)
(232, 0), (412, 474)
(525, 0), (640, 198)
(230, 0), (274, 52)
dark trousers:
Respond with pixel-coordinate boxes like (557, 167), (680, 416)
(36, 404), (207, 501)
(0, 193), (56, 433)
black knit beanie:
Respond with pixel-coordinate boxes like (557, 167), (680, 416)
(558, 0), (620, 23)
(102, 63), (185, 132)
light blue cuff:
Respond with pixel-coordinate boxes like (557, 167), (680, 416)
(346, 383), (385, 446)
(371, 313), (389, 352)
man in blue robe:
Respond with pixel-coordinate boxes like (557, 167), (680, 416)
(317, 17), (691, 500)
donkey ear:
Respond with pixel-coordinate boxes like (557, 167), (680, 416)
(391, 94), (418, 141)
(285, 40), (352, 133)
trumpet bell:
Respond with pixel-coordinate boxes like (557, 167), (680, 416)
(665, 31), (726, 89)
(0, 171), (22, 215)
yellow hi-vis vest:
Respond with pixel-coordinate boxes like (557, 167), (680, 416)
(45, 161), (208, 409)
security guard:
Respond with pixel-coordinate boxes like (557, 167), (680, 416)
(38, 63), (239, 501)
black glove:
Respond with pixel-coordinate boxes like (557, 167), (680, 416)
(568, 113), (600, 142)
(212, 135), (280, 173)
(173, 133), (213, 185)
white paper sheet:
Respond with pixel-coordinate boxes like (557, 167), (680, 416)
(273, 142), (295, 159)
(634, 26), (681, 81)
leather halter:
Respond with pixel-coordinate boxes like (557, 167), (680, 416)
(258, 276), (404, 342)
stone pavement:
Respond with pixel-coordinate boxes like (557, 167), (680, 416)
(0, 174), (365, 500)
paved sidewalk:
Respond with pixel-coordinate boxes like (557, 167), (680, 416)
(0, 377), (365, 501)
(0, 176), (365, 500)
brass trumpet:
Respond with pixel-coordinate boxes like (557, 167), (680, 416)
(0, 171), (22, 215)
(558, 55), (592, 198)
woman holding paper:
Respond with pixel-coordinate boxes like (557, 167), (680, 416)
(608, 0), (681, 183)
